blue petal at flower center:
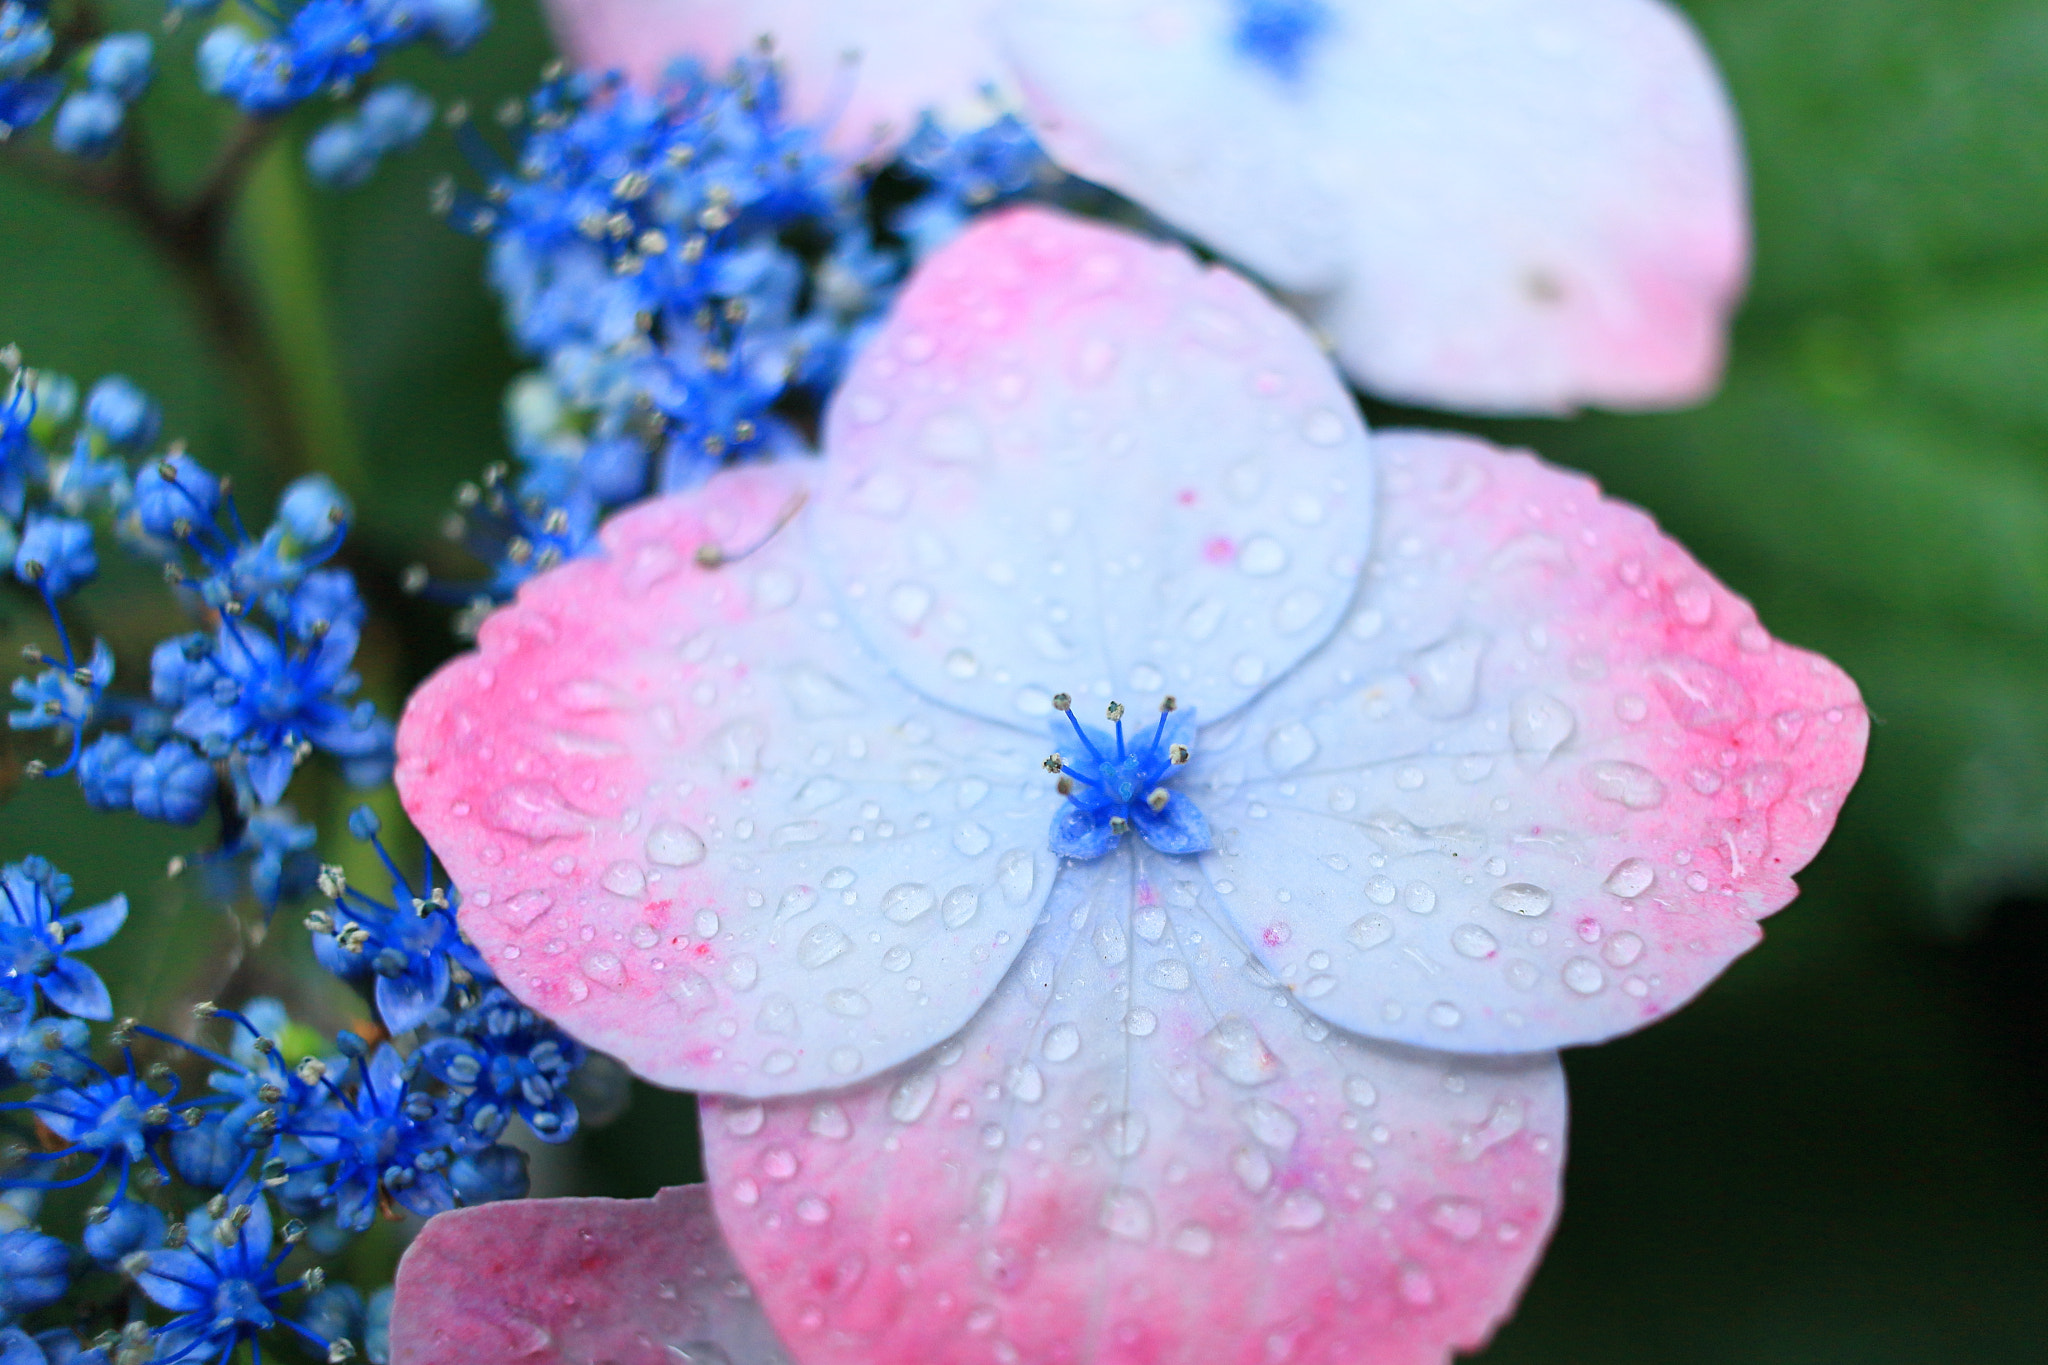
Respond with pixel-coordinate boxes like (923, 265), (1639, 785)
(1231, 0), (1334, 83)
(1044, 695), (1211, 860)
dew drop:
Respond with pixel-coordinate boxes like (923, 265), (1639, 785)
(601, 861), (646, 897)
(1582, 760), (1666, 810)
(1428, 1197), (1484, 1241)
(1148, 959), (1191, 991)
(881, 883), (936, 924)
(1173, 1223), (1215, 1258)
(645, 824), (707, 867)
(1274, 1190), (1327, 1232)
(1452, 924), (1500, 959)
(996, 850), (1036, 904)
(1239, 536), (1288, 577)
(1602, 932), (1645, 968)
(1343, 1076), (1378, 1109)
(693, 909), (721, 939)
(1264, 722), (1318, 772)
(952, 822), (993, 856)
(1348, 914), (1394, 951)
(1042, 1023), (1082, 1062)
(580, 950), (626, 989)
(798, 923), (853, 969)
(825, 988), (871, 1017)
(1404, 883), (1437, 915)
(1237, 1098), (1300, 1150)
(1099, 1188), (1155, 1242)
(1490, 884), (1552, 917)
(888, 1070), (938, 1123)
(1603, 858), (1655, 898)
(941, 885), (980, 929)
(1201, 1015), (1284, 1086)
(1562, 957), (1606, 995)
(808, 1103), (851, 1139)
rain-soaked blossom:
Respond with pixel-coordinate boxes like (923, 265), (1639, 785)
(389, 211), (1866, 1362)
(544, 0), (1747, 415)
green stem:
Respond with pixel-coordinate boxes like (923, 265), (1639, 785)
(233, 136), (366, 492)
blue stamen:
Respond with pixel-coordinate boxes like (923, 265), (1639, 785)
(1044, 696), (1210, 860)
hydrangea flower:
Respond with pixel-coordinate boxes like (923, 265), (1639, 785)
(392, 211), (1866, 1361)
(0, 858), (125, 1049)
(545, 0), (1746, 415)
(131, 1194), (354, 1364)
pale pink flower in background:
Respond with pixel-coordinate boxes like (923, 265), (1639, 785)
(541, 0), (1748, 415)
(388, 209), (1863, 1365)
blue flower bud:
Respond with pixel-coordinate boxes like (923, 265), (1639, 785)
(14, 514), (96, 596)
(133, 451), (220, 539)
(449, 1144), (528, 1205)
(276, 473), (350, 551)
(347, 804), (381, 840)
(82, 1198), (166, 1264)
(0, 4), (53, 80)
(131, 740), (215, 824)
(86, 33), (154, 101)
(306, 117), (376, 189)
(169, 1115), (241, 1188)
(78, 733), (144, 810)
(359, 83), (434, 152)
(0, 1228), (69, 1315)
(51, 88), (125, 158)
(418, 0), (489, 52)
(83, 375), (160, 447)
(149, 632), (217, 708)
(196, 26), (255, 95)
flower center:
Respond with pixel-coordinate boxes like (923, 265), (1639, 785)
(1043, 694), (1212, 860)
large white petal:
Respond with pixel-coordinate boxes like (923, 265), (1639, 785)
(390, 1185), (793, 1364)
(703, 846), (1566, 1365)
(1196, 431), (1867, 1052)
(398, 467), (1057, 1098)
(1001, 0), (1749, 413)
(813, 206), (1375, 727)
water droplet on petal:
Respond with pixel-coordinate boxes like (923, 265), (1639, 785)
(1348, 914), (1393, 950)
(798, 923), (853, 969)
(1264, 722), (1318, 772)
(1582, 760), (1666, 809)
(1237, 1098), (1300, 1150)
(644, 823), (707, 867)
(1428, 1197), (1484, 1241)
(601, 861), (646, 897)
(881, 883), (936, 924)
(941, 885), (980, 929)
(1562, 957), (1606, 995)
(1099, 1188), (1155, 1242)
(1148, 959), (1191, 991)
(1491, 884), (1552, 917)
(1042, 1023), (1082, 1062)
(1452, 924), (1500, 958)
(888, 1070), (938, 1123)
(1274, 1190), (1327, 1231)
(1603, 858), (1655, 898)
(1201, 1015), (1283, 1086)
(996, 850), (1035, 904)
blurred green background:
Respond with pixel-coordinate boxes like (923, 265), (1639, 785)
(4, 0), (2045, 1360)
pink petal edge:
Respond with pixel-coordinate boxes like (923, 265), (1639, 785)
(1199, 430), (1869, 1052)
(543, 0), (1005, 153)
(1000, 0), (1750, 414)
(389, 1184), (793, 1365)
(704, 844), (1566, 1365)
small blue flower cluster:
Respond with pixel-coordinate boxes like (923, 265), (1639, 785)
(198, 0), (486, 115)
(2, 0), (479, 184)
(0, 815), (588, 1362)
(3, 353), (393, 909)
(0, 1), (62, 139)
(305, 83), (436, 189)
(50, 32), (154, 159)
(432, 57), (1050, 603)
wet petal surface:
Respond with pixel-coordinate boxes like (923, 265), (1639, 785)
(1198, 431), (1867, 1052)
(814, 206), (1374, 728)
(1000, 0), (1748, 413)
(397, 467), (1057, 1097)
(704, 846), (1565, 1365)
(545, 0), (1005, 152)
(390, 1184), (793, 1365)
